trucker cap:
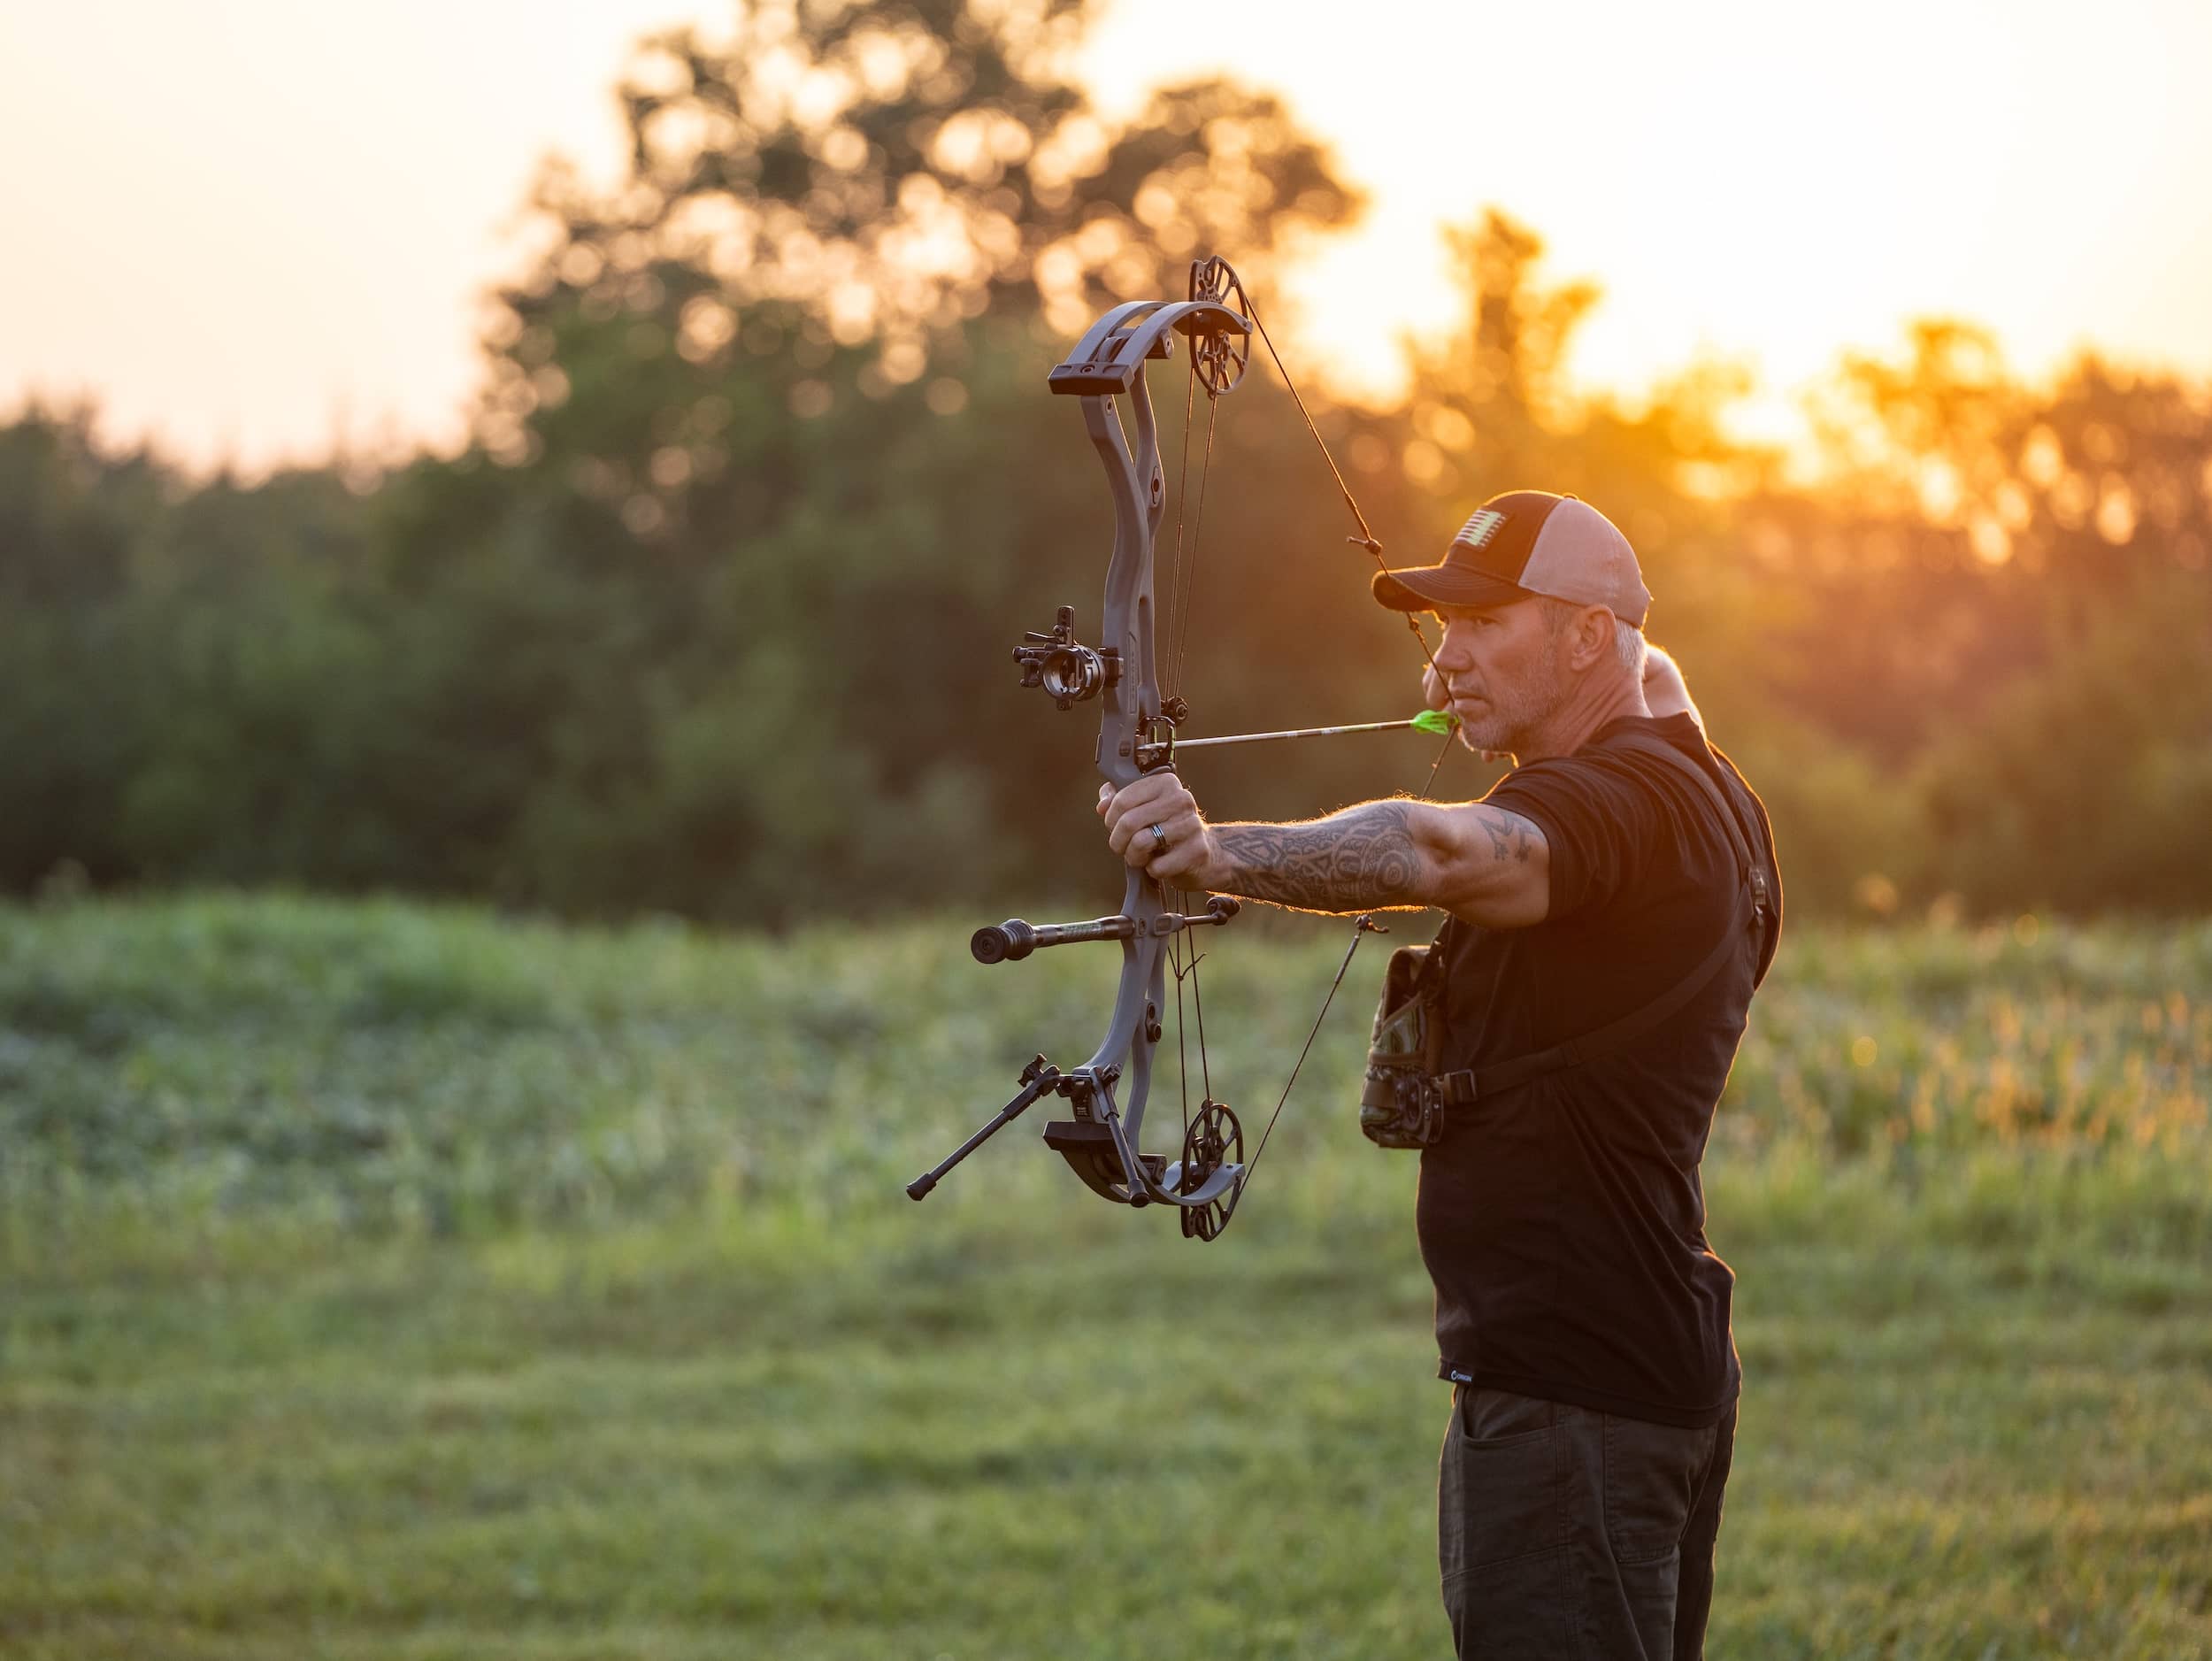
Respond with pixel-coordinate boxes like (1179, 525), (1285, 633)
(1370, 489), (1652, 628)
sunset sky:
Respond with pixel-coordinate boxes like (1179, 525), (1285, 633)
(4, 0), (2209, 475)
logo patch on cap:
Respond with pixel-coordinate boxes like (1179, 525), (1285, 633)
(1453, 508), (1507, 550)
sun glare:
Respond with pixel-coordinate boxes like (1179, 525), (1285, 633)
(1, 0), (2209, 472)
(1081, 0), (2212, 447)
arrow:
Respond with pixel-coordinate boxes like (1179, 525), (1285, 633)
(1140, 708), (1458, 764)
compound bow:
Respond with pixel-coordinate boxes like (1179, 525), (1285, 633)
(905, 256), (1455, 1241)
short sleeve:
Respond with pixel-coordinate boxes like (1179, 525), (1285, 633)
(1486, 753), (1667, 920)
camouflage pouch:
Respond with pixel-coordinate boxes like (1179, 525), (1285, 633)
(1359, 930), (1450, 1149)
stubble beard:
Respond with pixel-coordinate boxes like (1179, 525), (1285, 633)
(1455, 649), (1569, 757)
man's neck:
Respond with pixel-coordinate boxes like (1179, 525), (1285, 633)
(1517, 673), (1651, 764)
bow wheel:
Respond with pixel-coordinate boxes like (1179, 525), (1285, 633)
(1187, 256), (1252, 397)
(1178, 1097), (1244, 1241)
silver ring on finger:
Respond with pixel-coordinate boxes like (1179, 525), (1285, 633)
(1148, 823), (1170, 855)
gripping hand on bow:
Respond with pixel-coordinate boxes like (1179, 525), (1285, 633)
(1099, 774), (1226, 888)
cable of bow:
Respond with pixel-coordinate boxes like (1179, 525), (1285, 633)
(1235, 283), (1459, 796)
(1240, 914), (1386, 1192)
(1161, 259), (1459, 1234)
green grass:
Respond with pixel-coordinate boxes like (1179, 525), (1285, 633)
(3, 894), (2210, 1657)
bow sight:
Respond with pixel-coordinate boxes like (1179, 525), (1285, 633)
(1012, 605), (1114, 710)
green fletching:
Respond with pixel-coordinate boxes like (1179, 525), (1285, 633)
(1409, 709), (1461, 735)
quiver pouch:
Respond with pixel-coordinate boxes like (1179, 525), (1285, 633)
(1360, 929), (1450, 1149)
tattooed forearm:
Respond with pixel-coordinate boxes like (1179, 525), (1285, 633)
(1202, 800), (1548, 928)
(1209, 802), (1430, 915)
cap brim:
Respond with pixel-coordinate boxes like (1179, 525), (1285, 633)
(1370, 565), (1533, 612)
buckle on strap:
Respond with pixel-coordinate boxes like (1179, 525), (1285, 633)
(1435, 1070), (1479, 1106)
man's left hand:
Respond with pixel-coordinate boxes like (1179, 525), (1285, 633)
(1098, 772), (1226, 888)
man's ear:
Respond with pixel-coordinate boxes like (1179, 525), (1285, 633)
(1565, 604), (1616, 673)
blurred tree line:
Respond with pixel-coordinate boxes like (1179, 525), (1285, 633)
(4, 0), (2208, 924)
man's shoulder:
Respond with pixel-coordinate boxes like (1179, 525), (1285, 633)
(1537, 714), (1781, 924)
(1588, 715), (1771, 848)
(1477, 719), (1718, 886)
(1616, 720), (1784, 979)
(1499, 715), (1726, 820)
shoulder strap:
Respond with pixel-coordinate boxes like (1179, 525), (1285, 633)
(1603, 728), (1776, 947)
(1601, 729), (1759, 878)
(1434, 727), (1770, 1109)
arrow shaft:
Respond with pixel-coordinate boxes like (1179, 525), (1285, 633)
(1166, 718), (1427, 752)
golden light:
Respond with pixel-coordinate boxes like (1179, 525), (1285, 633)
(2, 0), (2210, 472)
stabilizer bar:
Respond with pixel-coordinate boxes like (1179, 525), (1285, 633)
(971, 895), (1240, 965)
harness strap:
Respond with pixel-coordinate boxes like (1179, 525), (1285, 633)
(1433, 731), (1771, 1109)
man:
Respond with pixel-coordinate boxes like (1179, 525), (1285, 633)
(1099, 489), (1782, 1660)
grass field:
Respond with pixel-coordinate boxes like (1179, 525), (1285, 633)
(3, 895), (2209, 1658)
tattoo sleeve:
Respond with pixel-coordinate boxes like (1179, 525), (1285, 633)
(1209, 802), (1428, 915)
(1208, 799), (1548, 924)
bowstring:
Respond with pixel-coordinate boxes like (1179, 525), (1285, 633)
(1164, 350), (1219, 1160)
(1420, 727), (1456, 796)
(1171, 396), (1219, 699)
(1162, 367), (1198, 1167)
(1170, 895), (1193, 1161)
(1157, 266), (1473, 1235)
(1238, 919), (1374, 1200)
(1164, 370), (1198, 709)
(1240, 286), (1460, 797)
(1205, 273), (1464, 1232)
(1164, 330), (1233, 1168)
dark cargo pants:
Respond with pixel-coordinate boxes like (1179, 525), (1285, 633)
(1439, 1386), (1735, 1660)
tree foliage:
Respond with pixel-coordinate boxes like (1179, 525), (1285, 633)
(2, 4), (2207, 921)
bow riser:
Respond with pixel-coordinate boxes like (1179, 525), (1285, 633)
(1039, 294), (1260, 1210)
(1073, 368), (1169, 1162)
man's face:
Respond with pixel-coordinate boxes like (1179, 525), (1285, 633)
(1430, 596), (1570, 754)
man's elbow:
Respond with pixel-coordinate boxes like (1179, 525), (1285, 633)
(1419, 806), (1551, 928)
(1449, 875), (1549, 930)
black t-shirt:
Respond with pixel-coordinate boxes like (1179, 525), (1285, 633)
(1416, 712), (1782, 1428)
